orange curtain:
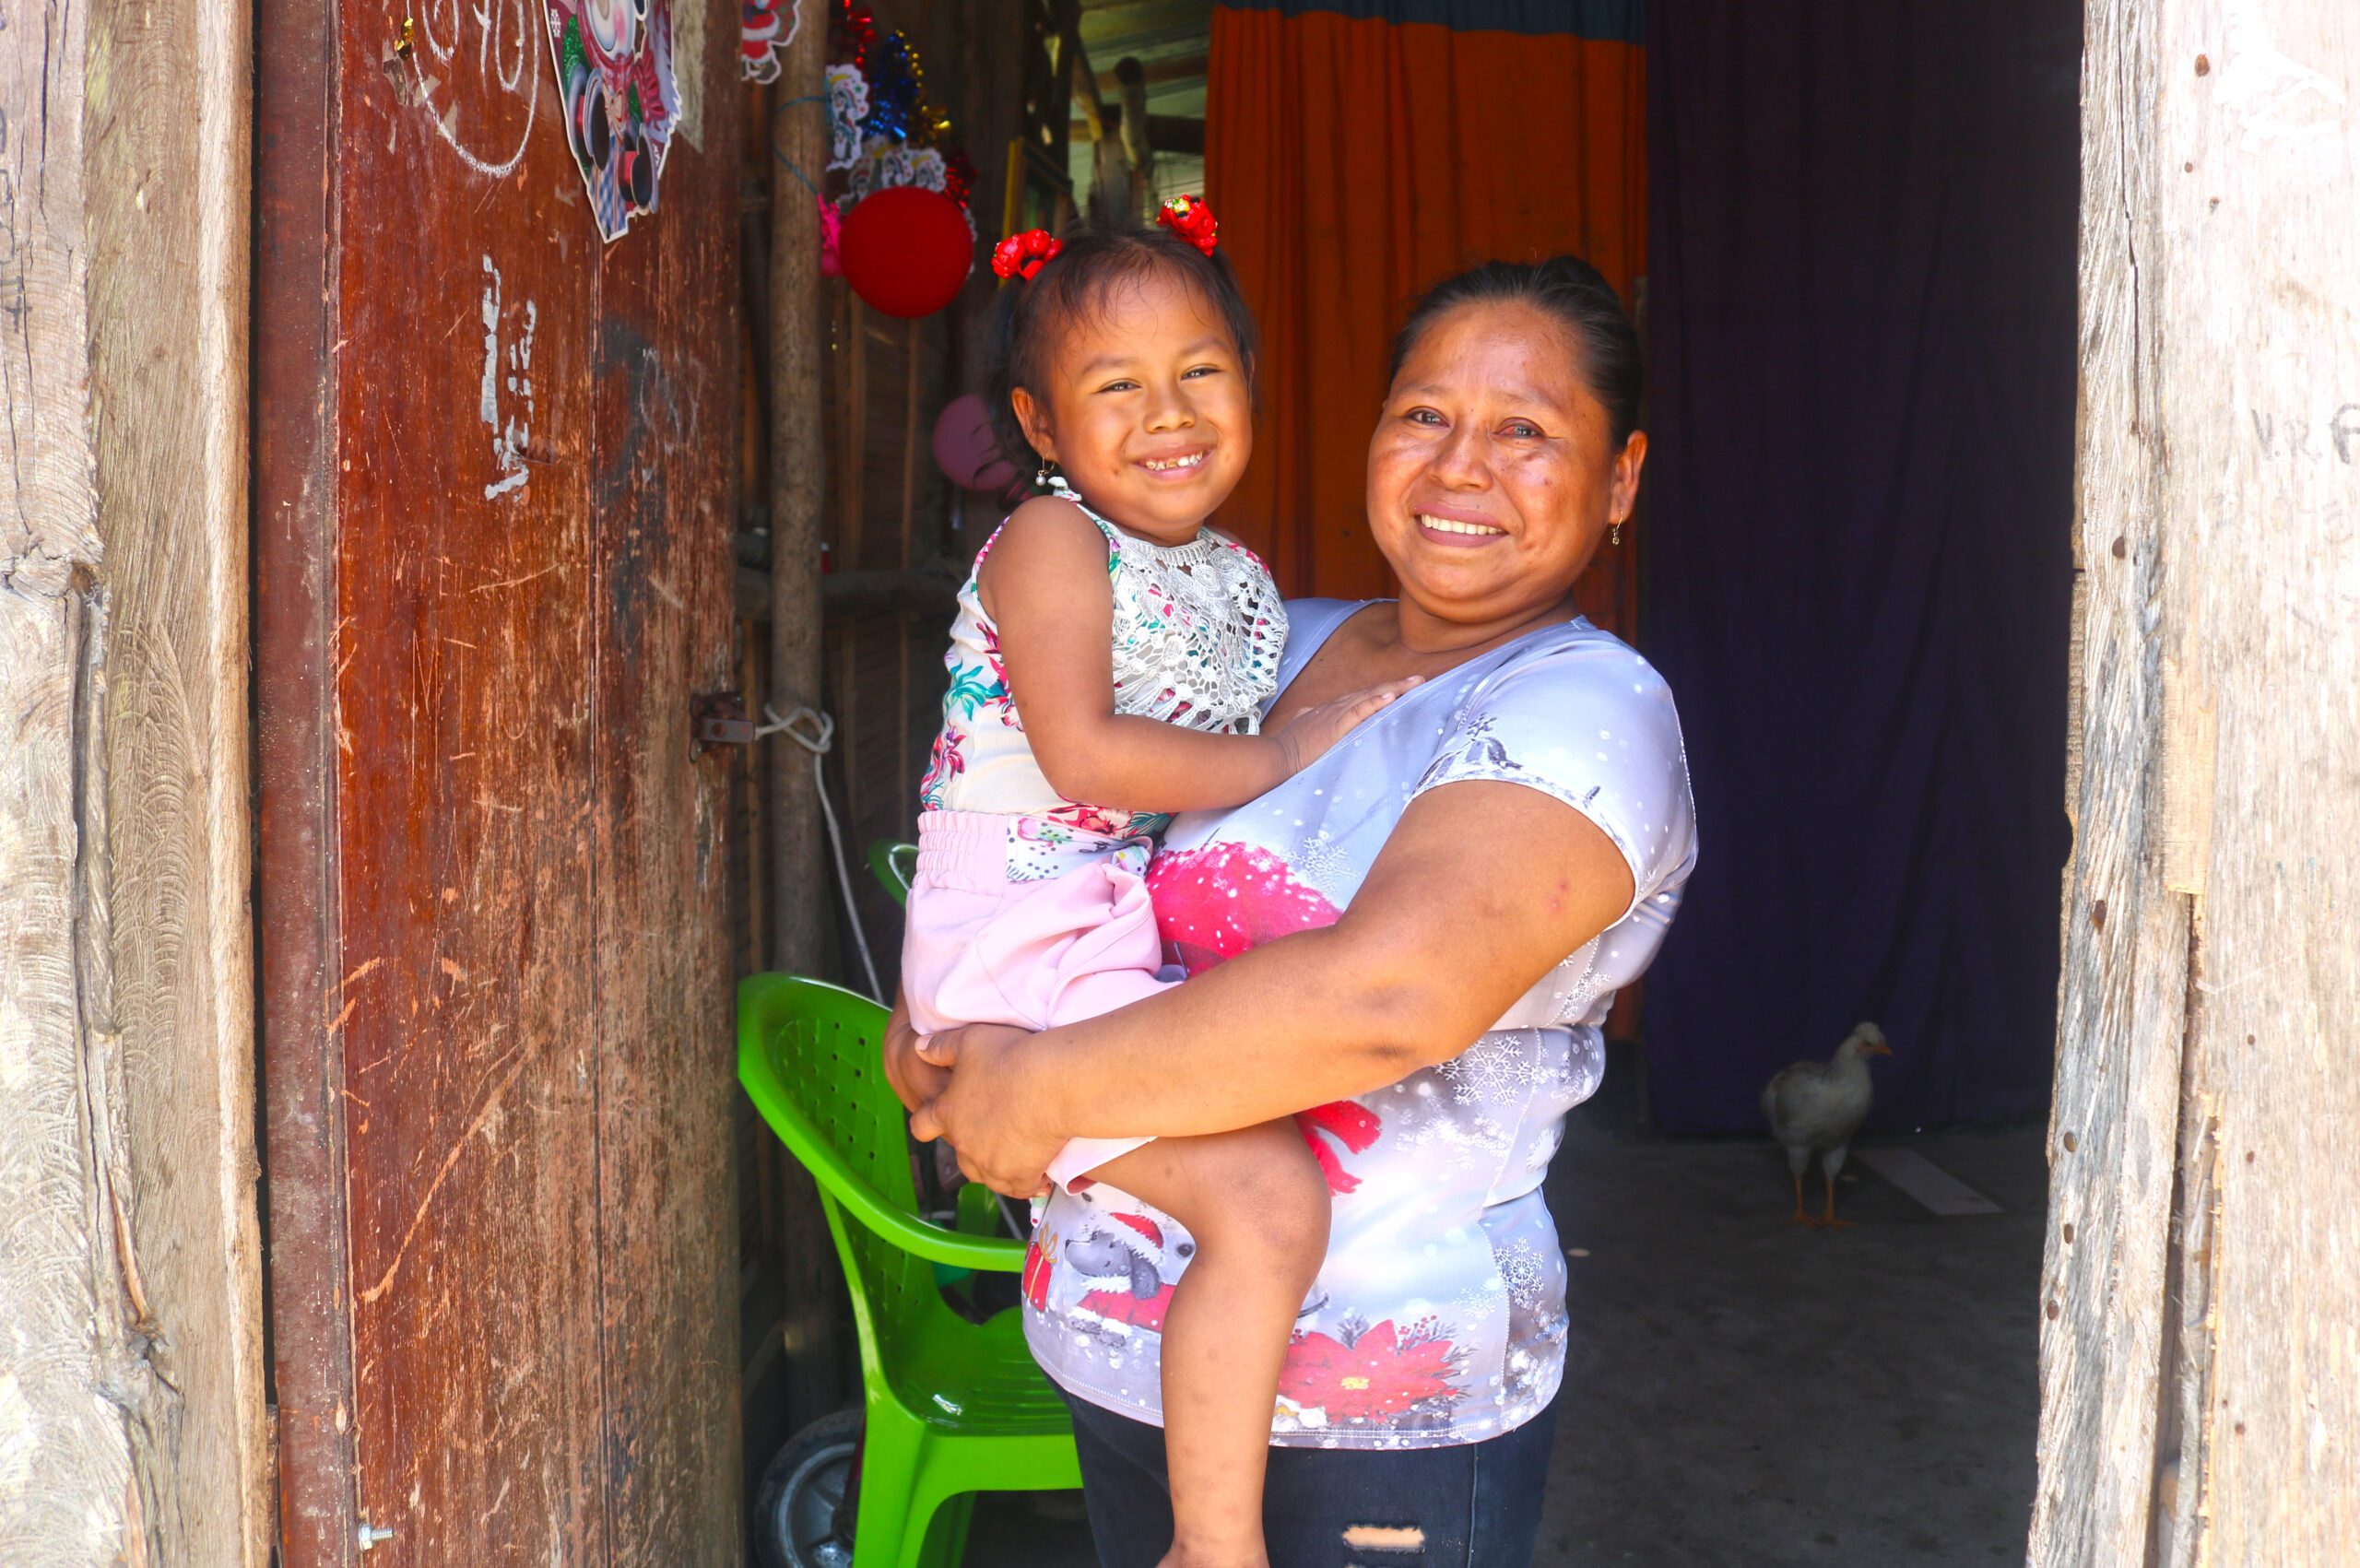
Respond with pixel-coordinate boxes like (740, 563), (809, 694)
(1205, 3), (1646, 628)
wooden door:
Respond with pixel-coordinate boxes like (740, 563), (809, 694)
(254, 4), (742, 1562)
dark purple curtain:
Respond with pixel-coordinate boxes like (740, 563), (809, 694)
(1638, 1), (2082, 1133)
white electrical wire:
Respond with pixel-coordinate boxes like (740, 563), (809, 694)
(758, 701), (883, 1002)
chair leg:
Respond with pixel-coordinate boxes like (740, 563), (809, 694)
(850, 1411), (924, 1568)
(914, 1491), (975, 1568)
(891, 1472), (968, 1568)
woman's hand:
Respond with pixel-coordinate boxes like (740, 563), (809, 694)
(881, 991), (950, 1114)
(909, 1023), (1063, 1197)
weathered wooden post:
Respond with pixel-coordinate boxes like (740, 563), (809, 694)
(772, 0), (831, 978)
(2, 0), (266, 1562)
(766, 0), (845, 1433)
(2036, 3), (2360, 1562)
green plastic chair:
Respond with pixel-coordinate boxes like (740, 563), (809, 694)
(850, 845), (983, 1291)
(867, 840), (917, 906)
(738, 973), (1080, 1567)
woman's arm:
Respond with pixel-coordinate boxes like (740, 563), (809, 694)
(910, 779), (1636, 1193)
(986, 500), (1409, 811)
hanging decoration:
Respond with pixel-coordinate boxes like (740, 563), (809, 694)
(856, 28), (922, 143)
(823, 62), (869, 170)
(818, 197), (844, 277)
(802, 0), (981, 317)
(834, 0), (876, 65)
(543, 0), (680, 242)
(839, 185), (974, 319)
(740, 0), (796, 84)
(939, 147), (977, 208)
(933, 393), (1022, 496)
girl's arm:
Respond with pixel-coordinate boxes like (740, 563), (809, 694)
(908, 778), (1637, 1194)
(983, 498), (1402, 813)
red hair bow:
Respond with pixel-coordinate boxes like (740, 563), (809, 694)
(992, 229), (1064, 282)
(1157, 195), (1218, 256)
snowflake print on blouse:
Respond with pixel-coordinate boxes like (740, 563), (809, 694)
(1437, 1031), (1539, 1107)
(1495, 1236), (1548, 1311)
(1390, 1105), (1512, 1178)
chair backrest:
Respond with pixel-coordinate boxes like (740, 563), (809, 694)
(867, 840), (916, 906)
(737, 974), (959, 1397)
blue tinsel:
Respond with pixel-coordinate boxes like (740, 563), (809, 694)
(860, 30), (922, 143)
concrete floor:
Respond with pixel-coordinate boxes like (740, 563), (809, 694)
(958, 1053), (2048, 1567)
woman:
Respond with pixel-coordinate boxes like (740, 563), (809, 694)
(888, 256), (1696, 1568)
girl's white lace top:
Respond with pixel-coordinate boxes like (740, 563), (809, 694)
(918, 491), (1288, 844)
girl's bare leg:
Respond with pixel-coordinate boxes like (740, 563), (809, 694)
(1081, 1119), (1331, 1568)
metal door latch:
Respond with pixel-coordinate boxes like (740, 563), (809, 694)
(692, 690), (754, 749)
(358, 1522), (395, 1550)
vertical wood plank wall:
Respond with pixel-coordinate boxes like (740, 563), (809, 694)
(1, 0), (267, 1561)
(2036, 3), (2360, 1562)
(825, 295), (957, 993)
(734, 0), (1031, 1480)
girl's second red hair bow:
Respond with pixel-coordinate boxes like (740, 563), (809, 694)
(1157, 195), (1218, 256)
(992, 229), (1064, 282)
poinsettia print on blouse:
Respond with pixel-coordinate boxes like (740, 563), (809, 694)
(1025, 599), (1698, 1449)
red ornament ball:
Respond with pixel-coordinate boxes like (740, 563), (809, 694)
(838, 186), (973, 319)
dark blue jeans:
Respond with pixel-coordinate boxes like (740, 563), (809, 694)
(1057, 1389), (1561, 1568)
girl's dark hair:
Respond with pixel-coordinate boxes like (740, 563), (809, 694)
(980, 219), (1259, 471)
(1387, 256), (1644, 447)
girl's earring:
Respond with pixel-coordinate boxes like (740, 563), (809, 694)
(1040, 463), (1080, 503)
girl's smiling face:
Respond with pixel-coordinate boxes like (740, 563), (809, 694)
(1010, 267), (1253, 543)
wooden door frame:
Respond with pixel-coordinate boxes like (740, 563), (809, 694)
(251, 0), (360, 1557)
(2034, 2), (2360, 1562)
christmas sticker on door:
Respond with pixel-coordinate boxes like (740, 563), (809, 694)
(542, 0), (679, 241)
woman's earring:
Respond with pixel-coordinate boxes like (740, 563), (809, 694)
(1611, 519), (1623, 547)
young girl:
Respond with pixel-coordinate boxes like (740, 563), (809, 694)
(901, 203), (1409, 1568)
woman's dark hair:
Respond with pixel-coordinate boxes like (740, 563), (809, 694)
(1386, 256), (1644, 447)
(979, 219), (1259, 471)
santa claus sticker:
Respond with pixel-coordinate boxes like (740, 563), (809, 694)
(541, 0), (680, 241)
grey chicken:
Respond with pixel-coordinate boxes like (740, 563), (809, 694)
(1761, 1022), (1892, 1229)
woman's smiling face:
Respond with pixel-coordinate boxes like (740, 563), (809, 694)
(1367, 300), (1646, 627)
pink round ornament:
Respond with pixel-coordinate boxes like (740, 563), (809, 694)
(930, 393), (1018, 493)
